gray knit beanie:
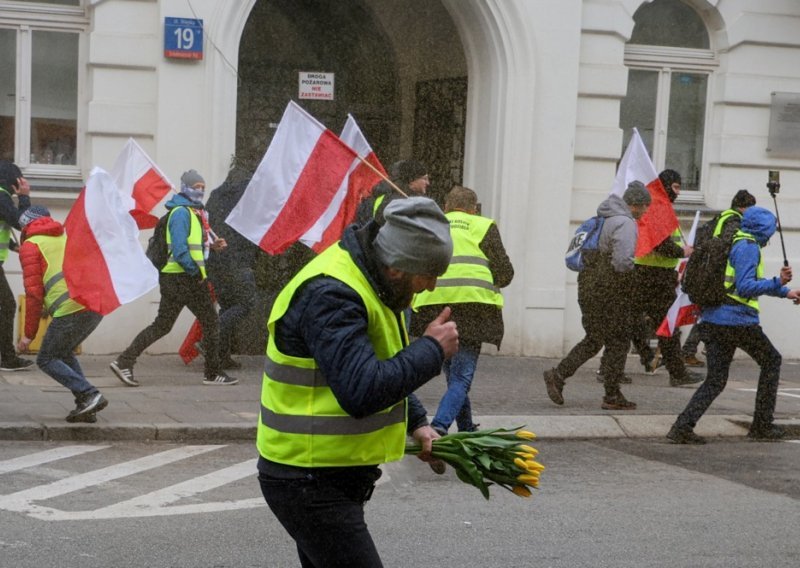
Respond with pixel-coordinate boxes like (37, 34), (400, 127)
(373, 197), (453, 276)
(19, 205), (51, 228)
(180, 169), (205, 188)
(623, 181), (652, 206)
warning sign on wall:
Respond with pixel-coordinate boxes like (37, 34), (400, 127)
(298, 71), (334, 101)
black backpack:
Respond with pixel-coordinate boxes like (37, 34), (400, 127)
(145, 213), (170, 270)
(682, 213), (735, 307)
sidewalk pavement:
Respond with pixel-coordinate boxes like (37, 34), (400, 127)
(1, 352), (798, 442)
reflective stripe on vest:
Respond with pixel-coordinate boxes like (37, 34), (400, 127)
(162, 206), (206, 278)
(257, 244), (408, 468)
(0, 188), (11, 262)
(635, 227), (683, 268)
(26, 234), (84, 317)
(412, 211), (503, 308)
(724, 231), (762, 311)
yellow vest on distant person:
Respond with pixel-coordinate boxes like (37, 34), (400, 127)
(413, 210), (503, 308)
(724, 231), (762, 311)
(162, 206), (206, 278)
(635, 227), (683, 269)
(26, 234), (85, 318)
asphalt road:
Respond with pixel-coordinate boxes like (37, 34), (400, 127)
(1, 439), (798, 568)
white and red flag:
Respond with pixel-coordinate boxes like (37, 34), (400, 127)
(226, 101), (359, 255)
(656, 211), (701, 337)
(300, 114), (387, 252)
(110, 138), (173, 229)
(64, 167), (159, 316)
(610, 128), (679, 257)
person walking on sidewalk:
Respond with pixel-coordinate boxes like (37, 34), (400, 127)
(16, 206), (107, 423)
(257, 197), (457, 568)
(681, 189), (757, 368)
(355, 159), (430, 226)
(631, 169), (702, 386)
(206, 166), (259, 369)
(0, 160), (34, 372)
(411, 185), (514, 435)
(110, 170), (237, 387)
(667, 206), (800, 444)
(542, 182), (650, 410)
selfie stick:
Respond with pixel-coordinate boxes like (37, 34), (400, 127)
(768, 179), (789, 267)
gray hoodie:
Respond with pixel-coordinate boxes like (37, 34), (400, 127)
(596, 194), (638, 273)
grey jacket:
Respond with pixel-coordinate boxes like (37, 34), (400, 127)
(596, 194), (638, 273)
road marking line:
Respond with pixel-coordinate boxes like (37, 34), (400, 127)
(736, 388), (800, 399)
(0, 446), (108, 476)
(0, 445), (223, 518)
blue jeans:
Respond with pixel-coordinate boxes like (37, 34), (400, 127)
(675, 322), (781, 431)
(432, 342), (480, 433)
(36, 310), (103, 396)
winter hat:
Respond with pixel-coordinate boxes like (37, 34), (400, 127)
(373, 197), (453, 276)
(180, 169), (205, 189)
(622, 181), (652, 207)
(731, 189), (756, 210)
(658, 169), (682, 202)
(0, 160), (23, 192)
(19, 205), (51, 228)
(392, 160), (428, 186)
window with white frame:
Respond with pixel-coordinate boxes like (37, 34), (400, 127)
(620, 0), (716, 195)
(0, 1), (86, 179)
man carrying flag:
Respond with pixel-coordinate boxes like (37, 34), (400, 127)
(110, 170), (236, 387)
(631, 169), (703, 387)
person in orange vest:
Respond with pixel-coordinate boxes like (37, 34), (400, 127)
(16, 206), (108, 423)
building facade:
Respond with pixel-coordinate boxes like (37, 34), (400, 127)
(1, 0), (799, 357)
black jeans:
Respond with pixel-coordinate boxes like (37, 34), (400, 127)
(258, 467), (383, 568)
(557, 274), (633, 396)
(0, 263), (17, 361)
(675, 322), (781, 431)
(208, 267), (255, 360)
(118, 273), (220, 376)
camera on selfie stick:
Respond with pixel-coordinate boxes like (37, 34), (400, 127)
(767, 170), (789, 267)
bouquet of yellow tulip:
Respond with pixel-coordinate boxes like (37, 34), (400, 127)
(405, 426), (543, 500)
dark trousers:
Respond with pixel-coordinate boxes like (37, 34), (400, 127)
(37, 310), (102, 396)
(258, 468), (383, 568)
(0, 264), (17, 361)
(675, 322), (781, 431)
(557, 276), (632, 396)
(631, 266), (686, 377)
(119, 273), (220, 376)
(208, 268), (255, 360)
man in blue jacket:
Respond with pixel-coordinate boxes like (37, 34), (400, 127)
(668, 206), (800, 444)
(111, 170), (235, 386)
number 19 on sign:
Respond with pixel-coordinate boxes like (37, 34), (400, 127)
(164, 17), (203, 60)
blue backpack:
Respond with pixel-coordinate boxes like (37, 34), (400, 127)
(565, 216), (605, 272)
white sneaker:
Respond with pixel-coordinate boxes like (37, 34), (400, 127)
(110, 360), (139, 387)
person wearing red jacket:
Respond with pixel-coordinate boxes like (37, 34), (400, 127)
(16, 206), (107, 423)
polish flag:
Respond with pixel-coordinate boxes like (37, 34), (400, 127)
(610, 128), (679, 257)
(110, 138), (173, 229)
(657, 212), (701, 337)
(63, 167), (159, 315)
(300, 114), (387, 252)
(226, 101), (358, 255)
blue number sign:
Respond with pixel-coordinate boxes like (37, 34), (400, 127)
(164, 17), (203, 60)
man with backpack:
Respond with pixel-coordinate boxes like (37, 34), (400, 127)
(631, 169), (702, 387)
(681, 189), (757, 366)
(542, 181), (650, 410)
(110, 170), (237, 386)
(668, 206), (800, 444)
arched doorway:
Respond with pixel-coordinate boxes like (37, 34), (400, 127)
(232, 0), (469, 353)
